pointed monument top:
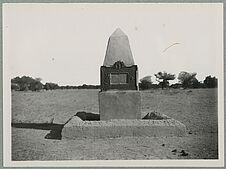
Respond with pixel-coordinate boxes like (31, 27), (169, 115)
(110, 28), (127, 37)
(103, 28), (135, 67)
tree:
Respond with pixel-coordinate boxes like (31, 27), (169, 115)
(11, 76), (31, 91)
(30, 81), (43, 91)
(178, 71), (198, 89)
(154, 71), (175, 89)
(11, 76), (21, 84)
(29, 78), (43, 91)
(204, 76), (218, 88)
(170, 83), (182, 89)
(139, 76), (152, 90)
(11, 83), (20, 91)
(11, 76), (43, 91)
(191, 78), (202, 88)
(44, 82), (59, 90)
(35, 77), (42, 82)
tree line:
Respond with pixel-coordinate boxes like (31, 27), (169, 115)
(139, 71), (217, 90)
(11, 71), (217, 92)
(11, 76), (100, 91)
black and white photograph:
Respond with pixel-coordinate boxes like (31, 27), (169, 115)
(3, 2), (224, 167)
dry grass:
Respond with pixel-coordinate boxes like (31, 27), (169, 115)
(11, 88), (218, 160)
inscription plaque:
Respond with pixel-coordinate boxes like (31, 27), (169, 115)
(100, 61), (138, 91)
(110, 73), (128, 84)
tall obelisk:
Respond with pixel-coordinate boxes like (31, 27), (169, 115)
(99, 28), (141, 120)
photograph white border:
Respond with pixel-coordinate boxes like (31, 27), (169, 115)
(3, 2), (224, 167)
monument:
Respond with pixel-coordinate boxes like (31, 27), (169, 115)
(99, 28), (141, 120)
(61, 28), (186, 139)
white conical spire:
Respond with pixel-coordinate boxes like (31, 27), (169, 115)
(110, 28), (127, 37)
(103, 28), (135, 67)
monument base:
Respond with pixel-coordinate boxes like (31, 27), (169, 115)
(62, 114), (186, 139)
(98, 90), (141, 120)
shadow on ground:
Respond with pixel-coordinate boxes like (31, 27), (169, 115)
(11, 111), (100, 140)
(12, 123), (64, 140)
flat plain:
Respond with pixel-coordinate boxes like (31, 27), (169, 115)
(11, 88), (218, 160)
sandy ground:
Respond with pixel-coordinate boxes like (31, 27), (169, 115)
(11, 88), (218, 160)
(12, 128), (217, 160)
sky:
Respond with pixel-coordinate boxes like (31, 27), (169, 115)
(3, 3), (223, 86)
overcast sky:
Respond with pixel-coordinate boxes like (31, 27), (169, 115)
(3, 3), (223, 85)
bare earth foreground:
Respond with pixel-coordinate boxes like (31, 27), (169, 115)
(12, 88), (218, 160)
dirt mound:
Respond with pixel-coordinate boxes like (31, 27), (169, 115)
(75, 111), (100, 121)
(142, 111), (169, 120)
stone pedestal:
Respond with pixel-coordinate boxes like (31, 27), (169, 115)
(98, 90), (141, 120)
(62, 117), (187, 139)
